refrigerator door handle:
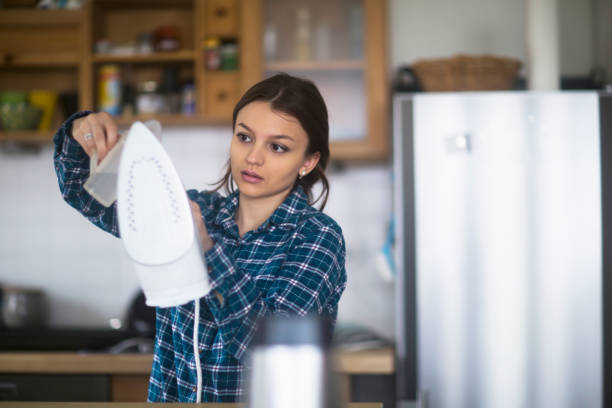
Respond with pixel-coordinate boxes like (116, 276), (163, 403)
(445, 132), (472, 153)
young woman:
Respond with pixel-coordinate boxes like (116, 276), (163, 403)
(53, 73), (347, 402)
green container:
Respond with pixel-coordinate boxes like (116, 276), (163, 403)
(0, 91), (28, 107)
(220, 43), (238, 71)
(0, 104), (43, 131)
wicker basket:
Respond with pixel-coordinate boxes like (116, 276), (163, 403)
(412, 54), (521, 91)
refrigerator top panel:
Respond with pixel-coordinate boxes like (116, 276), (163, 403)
(397, 91), (602, 408)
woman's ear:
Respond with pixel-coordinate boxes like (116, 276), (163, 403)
(299, 152), (321, 177)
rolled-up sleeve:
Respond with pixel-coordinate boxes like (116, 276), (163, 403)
(53, 110), (120, 237)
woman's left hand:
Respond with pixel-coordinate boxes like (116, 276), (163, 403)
(189, 200), (214, 252)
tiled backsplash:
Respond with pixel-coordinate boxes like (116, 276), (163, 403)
(0, 127), (394, 339)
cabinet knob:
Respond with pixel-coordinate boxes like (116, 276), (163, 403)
(216, 91), (228, 101)
(2, 52), (12, 66)
(215, 7), (228, 18)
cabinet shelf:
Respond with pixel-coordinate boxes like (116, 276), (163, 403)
(0, 131), (55, 143)
(0, 9), (82, 26)
(266, 59), (364, 72)
(115, 114), (229, 126)
(1, 51), (79, 67)
(92, 50), (196, 64)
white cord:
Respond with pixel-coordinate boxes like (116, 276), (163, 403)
(193, 298), (202, 403)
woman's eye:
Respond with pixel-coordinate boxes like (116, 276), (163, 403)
(237, 133), (251, 143)
(270, 143), (288, 153)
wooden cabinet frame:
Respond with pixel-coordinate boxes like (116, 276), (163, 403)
(0, 0), (388, 161)
(239, 0), (389, 162)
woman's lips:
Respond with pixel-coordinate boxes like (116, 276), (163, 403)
(241, 170), (263, 184)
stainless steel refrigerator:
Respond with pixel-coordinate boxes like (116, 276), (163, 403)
(393, 92), (611, 408)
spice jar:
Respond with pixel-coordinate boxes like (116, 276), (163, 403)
(136, 80), (163, 114)
(153, 25), (180, 52)
(220, 42), (238, 71)
(204, 37), (221, 71)
(181, 81), (195, 115)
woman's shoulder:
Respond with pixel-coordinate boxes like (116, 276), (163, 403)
(286, 187), (343, 238)
(296, 207), (344, 243)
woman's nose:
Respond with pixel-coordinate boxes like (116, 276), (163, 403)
(246, 144), (264, 165)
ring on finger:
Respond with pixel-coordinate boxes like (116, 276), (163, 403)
(83, 132), (93, 142)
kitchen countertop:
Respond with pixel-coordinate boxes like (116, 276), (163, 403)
(0, 347), (394, 375)
(0, 404), (382, 408)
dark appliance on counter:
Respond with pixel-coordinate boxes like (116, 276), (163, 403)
(0, 327), (148, 352)
(0, 285), (47, 329)
(0, 291), (155, 401)
(0, 290), (155, 353)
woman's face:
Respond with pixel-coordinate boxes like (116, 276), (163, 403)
(230, 101), (320, 203)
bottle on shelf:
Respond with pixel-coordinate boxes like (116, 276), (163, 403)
(205, 37), (221, 71)
(181, 80), (196, 115)
(295, 7), (312, 61)
(136, 80), (163, 115)
(98, 64), (122, 116)
(121, 64), (136, 117)
(313, 22), (330, 61)
(263, 24), (277, 61)
(220, 41), (238, 71)
(160, 66), (181, 114)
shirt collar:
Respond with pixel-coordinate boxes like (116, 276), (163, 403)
(265, 185), (309, 230)
(214, 185), (310, 232)
(214, 190), (239, 230)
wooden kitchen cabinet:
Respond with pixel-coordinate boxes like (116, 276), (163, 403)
(0, 8), (87, 143)
(0, 0), (389, 161)
(90, 0), (239, 124)
(240, 0), (390, 161)
(0, 0), (241, 142)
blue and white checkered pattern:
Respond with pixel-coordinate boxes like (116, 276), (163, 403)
(53, 112), (347, 402)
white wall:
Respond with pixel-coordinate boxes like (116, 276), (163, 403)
(559, 0), (594, 75)
(594, 0), (612, 81)
(390, 0), (526, 70)
(390, 0), (604, 78)
(0, 128), (395, 338)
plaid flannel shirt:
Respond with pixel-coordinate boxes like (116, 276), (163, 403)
(53, 112), (347, 402)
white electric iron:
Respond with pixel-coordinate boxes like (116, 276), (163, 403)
(85, 120), (162, 207)
(116, 121), (211, 307)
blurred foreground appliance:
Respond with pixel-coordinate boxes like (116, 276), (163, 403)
(393, 91), (611, 408)
(247, 315), (341, 408)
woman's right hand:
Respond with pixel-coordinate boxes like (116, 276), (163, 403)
(71, 112), (120, 164)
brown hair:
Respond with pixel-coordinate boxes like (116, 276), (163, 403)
(213, 73), (330, 210)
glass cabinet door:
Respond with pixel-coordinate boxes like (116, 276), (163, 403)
(262, 0), (366, 142)
(240, 0), (388, 161)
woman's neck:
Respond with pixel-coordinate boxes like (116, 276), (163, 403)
(235, 191), (289, 237)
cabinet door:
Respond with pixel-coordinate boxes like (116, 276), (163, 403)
(240, 0), (388, 161)
(204, 72), (239, 119)
(206, 0), (238, 36)
(0, 9), (85, 141)
(0, 374), (109, 401)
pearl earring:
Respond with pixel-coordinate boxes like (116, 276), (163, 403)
(299, 170), (306, 179)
